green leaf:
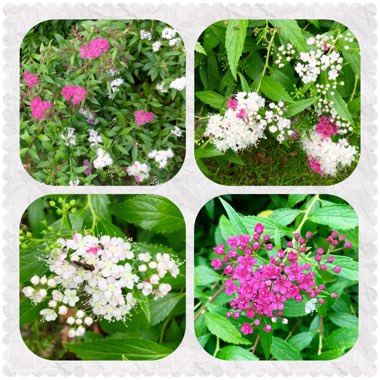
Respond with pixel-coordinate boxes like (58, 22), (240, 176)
(134, 291), (151, 324)
(270, 336), (302, 360)
(195, 41), (207, 55)
(150, 292), (185, 325)
(20, 246), (48, 284)
(225, 20), (248, 80)
(325, 327), (358, 350)
(113, 195), (184, 235)
(270, 20), (307, 52)
(288, 194), (307, 208)
(259, 327), (273, 359)
(204, 312), (251, 345)
(260, 76), (294, 103)
(328, 312), (358, 328)
(216, 346), (259, 360)
(289, 332), (315, 351)
(343, 51), (360, 76)
(308, 204), (358, 230)
(68, 214), (83, 231)
(325, 256), (358, 282)
(66, 338), (173, 360)
(238, 72), (251, 92)
(310, 349), (345, 360)
(195, 266), (223, 286)
(96, 220), (125, 238)
(219, 198), (249, 235)
(269, 208), (303, 226)
(27, 198), (45, 232)
(196, 90), (226, 109)
(20, 298), (48, 326)
(241, 215), (291, 238)
(197, 333), (211, 348)
(195, 144), (224, 160)
(327, 91), (354, 125)
(282, 299), (308, 317)
(283, 98), (319, 118)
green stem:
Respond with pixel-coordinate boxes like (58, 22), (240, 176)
(294, 194), (320, 237)
(213, 336), (220, 357)
(87, 195), (98, 233)
(194, 284), (226, 321)
(350, 75), (359, 102)
(256, 29), (277, 92)
(318, 317), (323, 355)
(160, 316), (171, 343)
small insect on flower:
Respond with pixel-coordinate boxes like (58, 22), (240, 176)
(70, 260), (95, 272)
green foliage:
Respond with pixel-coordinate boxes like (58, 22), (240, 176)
(20, 20), (185, 186)
(19, 194), (185, 360)
(194, 194), (358, 360)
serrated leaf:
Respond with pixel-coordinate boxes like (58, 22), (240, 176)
(269, 208), (303, 226)
(325, 256), (358, 282)
(308, 204), (358, 230)
(113, 195), (184, 235)
(238, 72), (251, 92)
(282, 299), (308, 317)
(325, 327), (358, 350)
(310, 349), (345, 360)
(260, 76), (294, 103)
(217, 346), (259, 360)
(150, 292), (185, 325)
(195, 41), (207, 55)
(289, 332), (315, 351)
(20, 246), (48, 284)
(204, 312), (251, 345)
(196, 90), (226, 109)
(241, 215), (291, 238)
(328, 312), (358, 328)
(270, 336), (302, 360)
(271, 20), (307, 52)
(220, 198), (249, 236)
(66, 338), (173, 360)
(195, 266), (223, 286)
(225, 20), (248, 80)
(288, 194), (307, 207)
(283, 97), (319, 118)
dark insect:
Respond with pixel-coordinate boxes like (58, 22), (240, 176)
(70, 260), (95, 272)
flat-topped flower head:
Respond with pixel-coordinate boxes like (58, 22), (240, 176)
(23, 71), (40, 88)
(80, 37), (109, 60)
(61, 85), (87, 105)
(134, 110), (155, 125)
(30, 97), (52, 120)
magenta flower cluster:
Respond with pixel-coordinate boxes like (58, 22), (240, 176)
(308, 155), (325, 176)
(30, 97), (52, 120)
(211, 223), (351, 335)
(134, 110), (155, 125)
(61, 85), (87, 105)
(79, 37), (110, 60)
(315, 116), (339, 139)
(23, 71), (40, 88)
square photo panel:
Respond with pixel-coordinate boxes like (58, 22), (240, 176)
(20, 194), (185, 360)
(20, 20), (186, 186)
(194, 20), (360, 185)
(194, 194), (358, 360)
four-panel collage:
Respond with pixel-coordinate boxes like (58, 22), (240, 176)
(19, 18), (361, 362)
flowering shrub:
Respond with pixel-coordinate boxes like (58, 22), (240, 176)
(195, 194), (358, 360)
(20, 194), (185, 360)
(195, 20), (360, 185)
(20, 20), (185, 186)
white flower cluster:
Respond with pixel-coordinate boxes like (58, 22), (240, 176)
(152, 41), (162, 52)
(301, 130), (357, 176)
(110, 78), (124, 93)
(126, 161), (151, 183)
(156, 82), (168, 93)
(93, 148), (113, 169)
(161, 27), (177, 40)
(140, 30), (152, 41)
(277, 34), (344, 84)
(169, 77), (186, 91)
(88, 129), (102, 147)
(79, 108), (98, 125)
(204, 92), (292, 152)
(107, 68), (119, 77)
(69, 179), (80, 186)
(22, 233), (180, 336)
(148, 149), (174, 168)
(171, 126), (183, 137)
(60, 127), (76, 147)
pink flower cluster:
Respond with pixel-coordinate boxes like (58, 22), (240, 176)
(30, 97), (52, 120)
(23, 71), (40, 88)
(316, 116), (339, 139)
(83, 159), (92, 176)
(61, 86), (87, 105)
(308, 155), (325, 176)
(134, 110), (155, 125)
(79, 38), (110, 60)
(211, 223), (351, 335)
